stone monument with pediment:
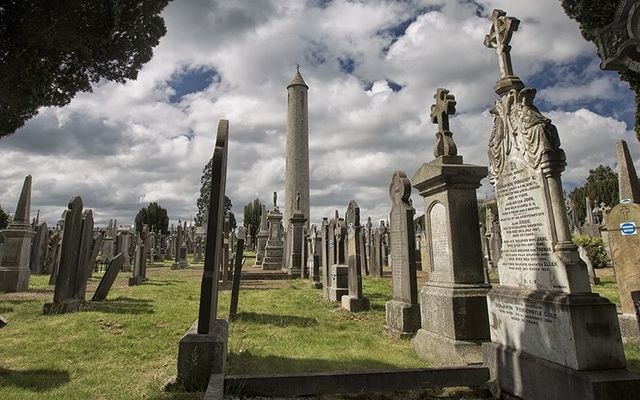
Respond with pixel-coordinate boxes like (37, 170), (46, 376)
(481, 9), (640, 400)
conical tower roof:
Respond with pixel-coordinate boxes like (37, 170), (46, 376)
(287, 66), (308, 89)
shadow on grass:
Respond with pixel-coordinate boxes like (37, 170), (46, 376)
(143, 281), (178, 287)
(226, 352), (407, 375)
(0, 306), (14, 313)
(234, 312), (318, 327)
(90, 297), (154, 315)
(0, 367), (69, 392)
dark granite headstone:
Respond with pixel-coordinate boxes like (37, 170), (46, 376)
(92, 254), (124, 301)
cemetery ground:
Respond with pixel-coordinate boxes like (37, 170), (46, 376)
(0, 257), (638, 400)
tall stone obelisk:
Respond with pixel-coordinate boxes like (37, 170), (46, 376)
(284, 66), (310, 227)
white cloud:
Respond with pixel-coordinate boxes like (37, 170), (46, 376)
(0, 0), (636, 228)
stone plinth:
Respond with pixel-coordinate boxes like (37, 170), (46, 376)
(177, 319), (228, 391)
(328, 264), (348, 302)
(411, 156), (490, 365)
(263, 206), (284, 270)
(385, 300), (421, 338)
(341, 200), (369, 312)
(287, 208), (306, 277)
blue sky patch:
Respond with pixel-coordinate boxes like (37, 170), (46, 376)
(168, 67), (219, 103)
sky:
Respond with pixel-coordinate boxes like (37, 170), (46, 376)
(1, 0), (638, 229)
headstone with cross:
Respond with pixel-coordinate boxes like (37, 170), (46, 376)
(431, 88), (459, 160)
(483, 9), (524, 94)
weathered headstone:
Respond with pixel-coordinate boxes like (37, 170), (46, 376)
(101, 219), (115, 263)
(364, 216), (372, 276)
(578, 246), (600, 285)
(262, 193), (284, 270)
(341, 200), (369, 311)
(328, 217), (348, 302)
(385, 171), (420, 336)
(256, 204), (268, 265)
(0, 176), (36, 292)
(116, 228), (131, 271)
(370, 226), (383, 277)
(617, 139), (640, 203)
(29, 221), (48, 275)
(92, 253), (124, 301)
(411, 87), (490, 365)
(229, 227), (246, 321)
(48, 212), (67, 285)
(43, 197), (94, 314)
(320, 218), (330, 296)
(177, 120), (229, 390)
(308, 224), (322, 289)
(482, 10), (639, 399)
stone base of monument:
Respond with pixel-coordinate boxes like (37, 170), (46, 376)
(289, 267), (301, 277)
(262, 259), (282, 270)
(618, 313), (640, 339)
(312, 281), (323, 289)
(484, 342), (640, 400)
(341, 295), (370, 312)
(384, 300), (420, 338)
(43, 299), (82, 315)
(128, 276), (145, 286)
(329, 287), (348, 302)
(0, 267), (30, 293)
(170, 261), (187, 270)
(177, 319), (228, 391)
(412, 329), (484, 365)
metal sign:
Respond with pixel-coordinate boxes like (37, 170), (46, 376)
(621, 198), (633, 204)
(620, 222), (637, 235)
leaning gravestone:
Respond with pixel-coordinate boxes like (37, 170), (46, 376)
(481, 9), (640, 399)
(341, 200), (369, 312)
(92, 253), (124, 301)
(43, 196), (94, 314)
(0, 175), (36, 292)
(385, 171), (420, 337)
(176, 120), (230, 390)
(411, 87), (490, 365)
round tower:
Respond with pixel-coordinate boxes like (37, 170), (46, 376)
(284, 66), (310, 227)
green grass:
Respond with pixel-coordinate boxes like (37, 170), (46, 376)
(592, 274), (621, 308)
(1, 256), (638, 400)
(0, 254), (423, 399)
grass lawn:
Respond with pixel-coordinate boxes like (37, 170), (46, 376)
(1, 256), (639, 399)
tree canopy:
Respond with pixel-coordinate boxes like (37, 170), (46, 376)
(195, 156), (236, 230)
(561, 0), (640, 140)
(243, 199), (263, 241)
(134, 202), (169, 233)
(0, 0), (170, 137)
(569, 164), (619, 223)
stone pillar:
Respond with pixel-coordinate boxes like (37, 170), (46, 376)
(364, 217), (372, 276)
(284, 67), (310, 227)
(320, 218), (330, 297)
(308, 225), (322, 288)
(0, 175), (35, 292)
(482, 11), (639, 398)
(385, 171), (420, 336)
(341, 200), (369, 312)
(411, 88), (490, 365)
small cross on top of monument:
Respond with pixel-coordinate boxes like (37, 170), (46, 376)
(484, 9), (524, 94)
(273, 191), (278, 209)
(431, 88), (458, 158)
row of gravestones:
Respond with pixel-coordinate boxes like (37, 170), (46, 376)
(194, 11), (640, 397)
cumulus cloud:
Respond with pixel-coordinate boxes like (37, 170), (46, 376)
(0, 0), (637, 228)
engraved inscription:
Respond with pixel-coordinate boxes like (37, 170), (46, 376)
(429, 203), (450, 272)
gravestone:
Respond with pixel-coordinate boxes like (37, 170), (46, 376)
(222, 217), (231, 283)
(229, 227), (246, 321)
(101, 220), (115, 263)
(320, 218), (330, 297)
(262, 193), (284, 270)
(607, 203), (640, 337)
(385, 171), (420, 336)
(0, 175), (36, 292)
(116, 228), (131, 271)
(29, 221), (48, 275)
(256, 204), (268, 265)
(411, 87), (490, 365)
(342, 200), (369, 312)
(92, 253), (124, 301)
(481, 10), (640, 399)
(43, 197), (94, 314)
(583, 196), (601, 237)
(578, 246), (600, 285)
(129, 230), (146, 286)
(308, 224), (322, 289)
(365, 216), (373, 276)
(48, 212), (67, 285)
(287, 192), (307, 277)
(617, 139), (640, 203)
(88, 234), (103, 274)
(328, 217), (348, 302)
(177, 120), (229, 390)
(370, 226), (383, 277)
